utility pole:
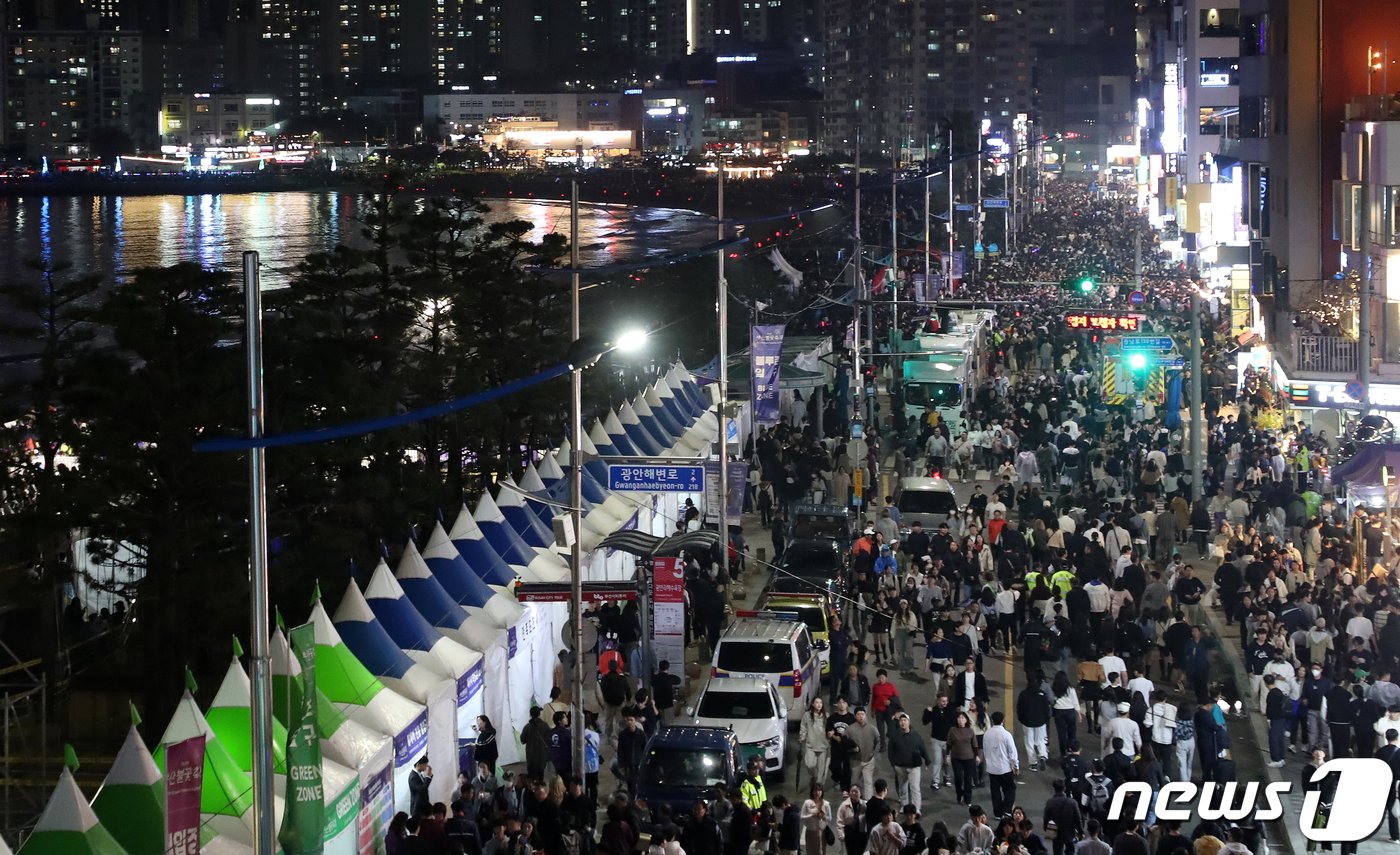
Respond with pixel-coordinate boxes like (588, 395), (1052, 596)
(947, 128), (955, 295)
(242, 251), (276, 855)
(891, 145), (899, 357)
(853, 132), (863, 426)
(1190, 287), (1204, 503)
(1134, 229), (1143, 294)
(568, 182), (585, 776)
(717, 159), (730, 580)
(1361, 122), (1374, 415)
(975, 132), (983, 273)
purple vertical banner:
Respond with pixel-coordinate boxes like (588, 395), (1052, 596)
(165, 734), (206, 855)
(751, 324), (785, 426)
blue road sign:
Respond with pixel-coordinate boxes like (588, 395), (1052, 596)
(608, 464), (705, 492)
(983, 198), (1010, 209)
(955, 204), (975, 212)
(1161, 357), (1186, 369)
(1120, 336), (1174, 351)
(1346, 381), (1365, 400)
(1128, 290), (1146, 306)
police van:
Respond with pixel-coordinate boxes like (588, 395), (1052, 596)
(710, 618), (819, 723)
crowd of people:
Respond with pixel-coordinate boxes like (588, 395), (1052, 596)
(384, 179), (1400, 855)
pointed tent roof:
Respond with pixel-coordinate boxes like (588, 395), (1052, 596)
(332, 582), (444, 704)
(554, 440), (610, 505)
(642, 385), (686, 439)
(207, 657), (289, 778)
(0, 836), (11, 855)
(629, 395), (677, 446)
(364, 557), (483, 676)
(418, 522), (520, 630)
(473, 491), (569, 583)
(495, 477), (557, 549)
(617, 402), (665, 456)
(517, 463), (560, 526)
(447, 505), (518, 588)
(152, 690), (257, 842)
(17, 769), (130, 855)
(601, 412), (639, 456)
(309, 600), (426, 738)
(270, 627), (392, 774)
(90, 727), (163, 855)
(536, 452), (566, 485)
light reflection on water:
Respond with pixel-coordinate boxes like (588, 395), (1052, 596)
(0, 191), (714, 285)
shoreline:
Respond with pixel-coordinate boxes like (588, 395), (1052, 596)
(0, 169), (833, 220)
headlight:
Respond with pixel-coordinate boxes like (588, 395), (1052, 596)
(760, 736), (783, 755)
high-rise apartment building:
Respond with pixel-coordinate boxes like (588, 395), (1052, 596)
(3, 28), (142, 156)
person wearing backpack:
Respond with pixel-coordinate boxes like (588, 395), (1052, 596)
(1060, 741), (1090, 805)
(1082, 760), (1114, 823)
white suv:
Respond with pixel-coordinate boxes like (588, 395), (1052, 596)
(685, 678), (789, 778)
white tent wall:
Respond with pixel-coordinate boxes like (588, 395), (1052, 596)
(424, 680), (458, 804)
(387, 709), (429, 815)
(456, 660), (486, 774)
(483, 645), (519, 769)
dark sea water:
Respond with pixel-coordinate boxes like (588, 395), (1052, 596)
(0, 191), (717, 285)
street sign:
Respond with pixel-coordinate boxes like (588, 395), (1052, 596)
(955, 204), (975, 212)
(1161, 357), (1186, 369)
(1065, 312), (1141, 332)
(1120, 336), (1175, 351)
(1346, 381), (1365, 400)
(1128, 290), (1146, 307)
(516, 581), (638, 603)
(608, 464), (704, 492)
(982, 198), (1010, 209)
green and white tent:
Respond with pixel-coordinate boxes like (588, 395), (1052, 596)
(152, 689), (283, 847)
(207, 652), (361, 855)
(90, 726), (163, 855)
(307, 600), (427, 816)
(16, 768), (130, 855)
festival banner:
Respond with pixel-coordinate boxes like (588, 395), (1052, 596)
(279, 623), (325, 854)
(164, 734), (205, 855)
(751, 324), (785, 425)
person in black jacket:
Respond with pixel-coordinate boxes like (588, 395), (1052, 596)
(725, 793), (754, 855)
(953, 657), (989, 710)
(1041, 779), (1082, 855)
(1376, 729), (1400, 842)
(616, 714), (648, 794)
(1192, 701), (1227, 781)
(1101, 737), (1135, 786)
(1016, 674), (1053, 771)
(681, 800), (723, 855)
(837, 664), (872, 709)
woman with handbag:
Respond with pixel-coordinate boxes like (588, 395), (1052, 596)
(801, 783), (834, 855)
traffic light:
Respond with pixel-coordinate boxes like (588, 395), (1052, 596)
(1077, 276), (1095, 293)
(1127, 352), (1148, 371)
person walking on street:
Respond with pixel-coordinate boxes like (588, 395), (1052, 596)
(1042, 779), (1083, 855)
(801, 783), (834, 855)
(922, 693), (957, 792)
(836, 786), (867, 855)
(956, 805), (995, 854)
(887, 712), (931, 814)
(1017, 672), (1053, 771)
(848, 708), (880, 797)
(947, 710), (980, 806)
(1264, 675), (1289, 767)
(800, 697), (832, 788)
(983, 711), (1020, 818)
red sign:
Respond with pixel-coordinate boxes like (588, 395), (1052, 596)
(1064, 312), (1140, 332)
(652, 557), (686, 605)
(165, 734), (206, 855)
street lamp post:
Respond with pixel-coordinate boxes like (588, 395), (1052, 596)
(569, 181), (586, 776)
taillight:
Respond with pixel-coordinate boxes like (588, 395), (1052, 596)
(792, 669), (803, 699)
(711, 666), (718, 678)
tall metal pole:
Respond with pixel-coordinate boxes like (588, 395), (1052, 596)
(568, 181), (586, 775)
(948, 129), (955, 294)
(1361, 123), (1374, 415)
(891, 147), (899, 358)
(853, 133), (863, 424)
(1189, 288), (1204, 504)
(243, 251), (275, 855)
(717, 160), (730, 580)
(924, 173), (931, 298)
(975, 132), (983, 273)
(1134, 229), (1143, 294)
(1009, 141), (1017, 251)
